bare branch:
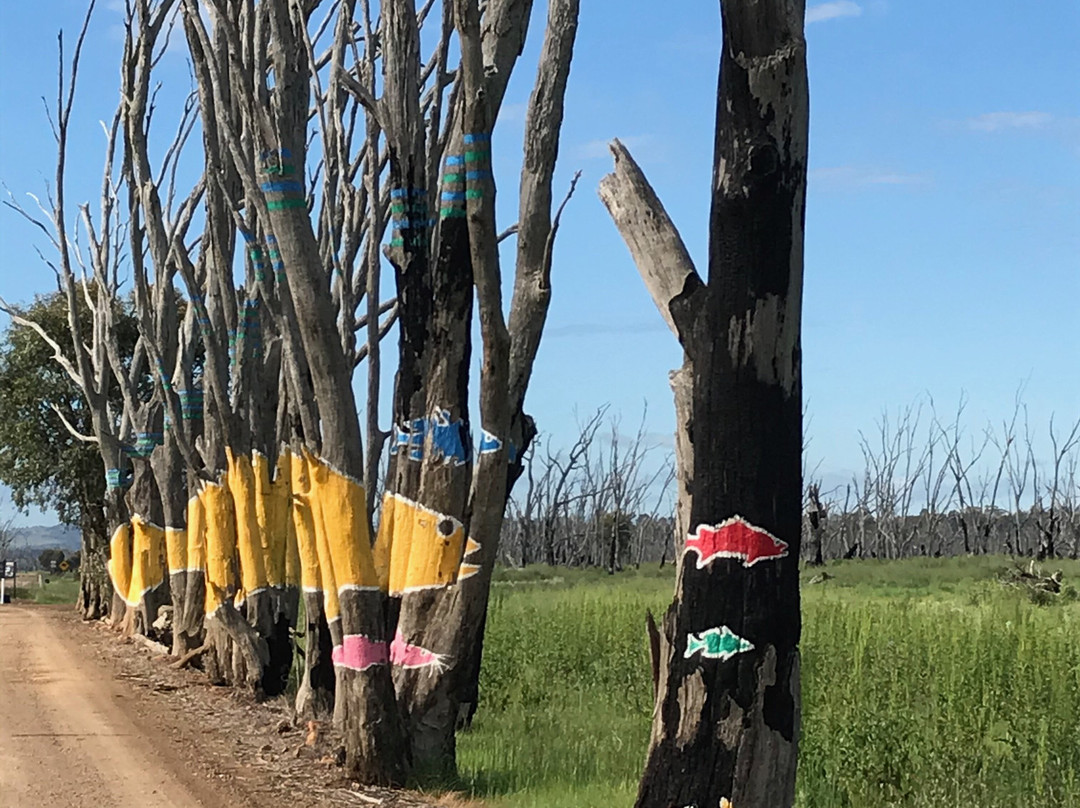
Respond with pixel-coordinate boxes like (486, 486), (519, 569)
(598, 139), (704, 345)
(50, 402), (99, 444)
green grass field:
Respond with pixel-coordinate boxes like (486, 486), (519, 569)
(458, 558), (1080, 808)
(10, 571), (80, 604)
(22, 558), (1080, 806)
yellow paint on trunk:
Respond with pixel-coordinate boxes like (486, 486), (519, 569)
(306, 452), (380, 592)
(165, 526), (187, 573)
(200, 478), (237, 613)
(227, 450), (268, 602)
(374, 493), (466, 595)
(128, 514), (166, 606)
(309, 477), (340, 622)
(254, 451), (291, 588)
(107, 523), (133, 607)
(185, 491), (207, 574)
(289, 450), (321, 593)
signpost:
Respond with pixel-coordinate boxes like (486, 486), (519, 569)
(1, 559), (15, 604)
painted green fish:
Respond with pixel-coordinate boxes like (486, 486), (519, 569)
(684, 626), (754, 662)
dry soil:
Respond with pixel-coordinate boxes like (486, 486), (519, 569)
(0, 603), (452, 808)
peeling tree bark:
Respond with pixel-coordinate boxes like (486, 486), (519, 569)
(600, 2), (808, 805)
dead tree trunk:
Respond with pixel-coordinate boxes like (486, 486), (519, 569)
(381, 0), (580, 777)
(807, 483), (825, 567)
(77, 492), (113, 620)
(600, 2), (808, 805)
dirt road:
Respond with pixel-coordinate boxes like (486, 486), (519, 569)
(0, 604), (228, 807)
(0, 604), (447, 808)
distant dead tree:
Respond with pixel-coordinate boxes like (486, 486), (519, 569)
(600, 0), (809, 804)
(1033, 415), (1080, 560)
(806, 483), (825, 566)
(0, 8), (174, 631)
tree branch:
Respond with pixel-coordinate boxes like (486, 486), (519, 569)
(597, 139), (705, 346)
(50, 402), (99, 444)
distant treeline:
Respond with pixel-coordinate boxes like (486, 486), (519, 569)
(498, 398), (1079, 568)
(498, 505), (1080, 569)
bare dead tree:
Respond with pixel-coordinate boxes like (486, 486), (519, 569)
(1033, 415), (1080, 560)
(375, 0), (582, 776)
(0, 4), (147, 627)
(806, 483), (825, 566)
(178, 0), (412, 783)
(992, 388), (1033, 555)
(600, 1), (808, 803)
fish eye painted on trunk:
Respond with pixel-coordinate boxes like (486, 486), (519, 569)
(374, 493), (468, 595)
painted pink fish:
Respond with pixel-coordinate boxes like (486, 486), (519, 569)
(390, 629), (449, 672)
(332, 634), (389, 671)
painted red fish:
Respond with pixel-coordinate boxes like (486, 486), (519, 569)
(685, 515), (788, 569)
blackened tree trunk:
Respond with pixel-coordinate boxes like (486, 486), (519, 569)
(600, 2), (808, 805)
(807, 483), (825, 567)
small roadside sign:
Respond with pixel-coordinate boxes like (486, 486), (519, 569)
(58, 560), (70, 572)
(1, 560), (14, 604)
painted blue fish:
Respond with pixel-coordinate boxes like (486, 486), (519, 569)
(429, 409), (469, 466)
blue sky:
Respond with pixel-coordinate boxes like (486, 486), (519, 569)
(1, 0), (1078, 525)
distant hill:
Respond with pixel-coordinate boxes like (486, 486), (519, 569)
(11, 524), (81, 551)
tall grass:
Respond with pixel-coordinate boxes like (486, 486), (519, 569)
(458, 558), (1080, 807)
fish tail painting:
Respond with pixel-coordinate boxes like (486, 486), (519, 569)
(288, 450), (322, 598)
(684, 626), (754, 662)
(458, 537), (482, 582)
(389, 630), (448, 672)
(165, 525), (188, 577)
(253, 450), (292, 589)
(200, 478), (238, 615)
(306, 464), (341, 624)
(184, 489), (208, 581)
(227, 450), (269, 604)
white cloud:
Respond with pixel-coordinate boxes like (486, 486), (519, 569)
(806, 1), (863, 24)
(810, 166), (931, 189)
(966, 111), (1054, 133)
(498, 102), (529, 124)
(573, 135), (654, 161)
